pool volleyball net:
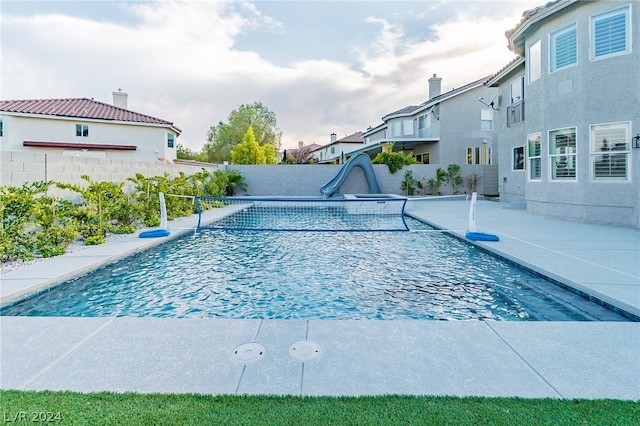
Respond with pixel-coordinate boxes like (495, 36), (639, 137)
(195, 197), (409, 232)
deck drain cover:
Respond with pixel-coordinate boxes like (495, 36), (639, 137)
(232, 342), (265, 363)
(289, 341), (322, 362)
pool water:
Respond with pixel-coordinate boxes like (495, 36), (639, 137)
(1, 217), (629, 321)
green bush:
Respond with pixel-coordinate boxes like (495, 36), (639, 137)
(371, 146), (417, 174)
(0, 168), (246, 263)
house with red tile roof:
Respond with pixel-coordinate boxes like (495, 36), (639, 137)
(0, 91), (181, 163)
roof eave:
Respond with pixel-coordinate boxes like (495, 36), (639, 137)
(507, 0), (579, 54)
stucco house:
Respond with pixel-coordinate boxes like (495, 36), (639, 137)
(312, 131), (364, 164)
(488, 0), (639, 228)
(359, 74), (499, 169)
(0, 91), (181, 163)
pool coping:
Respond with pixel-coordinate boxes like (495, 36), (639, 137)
(1, 198), (639, 399)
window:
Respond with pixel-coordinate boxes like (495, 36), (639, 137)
(591, 6), (630, 60)
(330, 146), (335, 154)
(550, 24), (577, 72)
(527, 133), (541, 180)
(481, 108), (494, 131)
(402, 119), (413, 136)
(510, 76), (524, 104)
(513, 146), (525, 170)
(417, 114), (431, 137)
(391, 121), (402, 137)
(0, 118), (3, 137)
(549, 127), (577, 180)
(529, 40), (541, 83)
(167, 133), (175, 148)
(590, 122), (630, 180)
(508, 75), (525, 127)
(467, 146), (491, 165)
(75, 124), (89, 137)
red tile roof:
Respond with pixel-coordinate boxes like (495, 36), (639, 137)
(0, 98), (181, 133)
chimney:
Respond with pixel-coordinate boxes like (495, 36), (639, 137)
(112, 89), (128, 109)
(298, 141), (304, 149)
(428, 74), (442, 99)
(330, 133), (337, 143)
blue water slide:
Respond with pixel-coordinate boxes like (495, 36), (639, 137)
(320, 153), (381, 197)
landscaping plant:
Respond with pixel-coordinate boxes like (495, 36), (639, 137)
(0, 168), (246, 263)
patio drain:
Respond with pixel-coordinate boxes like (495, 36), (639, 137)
(232, 342), (265, 364)
(289, 340), (322, 362)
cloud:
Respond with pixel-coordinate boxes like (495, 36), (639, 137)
(1, 0), (540, 151)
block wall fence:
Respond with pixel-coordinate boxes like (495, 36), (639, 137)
(1, 150), (498, 197)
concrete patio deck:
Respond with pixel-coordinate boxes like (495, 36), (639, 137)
(1, 198), (639, 399)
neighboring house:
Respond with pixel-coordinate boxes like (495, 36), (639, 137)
(488, 0), (639, 228)
(312, 132), (364, 164)
(0, 91), (181, 163)
(283, 141), (322, 164)
(359, 74), (499, 169)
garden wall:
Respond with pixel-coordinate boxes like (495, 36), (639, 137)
(1, 150), (498, 196)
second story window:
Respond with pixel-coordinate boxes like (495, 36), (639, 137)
(550, 24), (577, 72)
(528, 40), (541, 83)
(0, 118), (3, 137)
(75, 124), (89, 137)
(167, 133), (175, 148)
(418, 114), (431, 138)
(481, 109), (494, 131)
(591, 6), (630, 60)
(508, 75), (525, 127)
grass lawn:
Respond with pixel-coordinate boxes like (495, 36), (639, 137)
(1, 391), (638, 425)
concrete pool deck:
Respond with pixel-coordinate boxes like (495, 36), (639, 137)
(1, 198), (639, 399)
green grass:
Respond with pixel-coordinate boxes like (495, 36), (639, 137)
(1, 391), (638, 425)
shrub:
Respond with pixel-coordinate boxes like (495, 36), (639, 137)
(371, 149), (417, 174)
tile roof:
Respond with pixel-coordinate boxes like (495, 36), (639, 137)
(0, 98), (180, 132)
(337, 131), (364, 143)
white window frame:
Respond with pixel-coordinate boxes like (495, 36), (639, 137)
(528, 40), (542, 83)
(549, 127), (577, 181)
(513, 146), (525, 171)
(75, 123), (89, 137)
(466, 146), (491, 165)
(402, 119), (413, 136)
(391, 120), (402, 137)
(527, 132), (542, 181)
(550, 23), (577, 73)
(589, 121), (631, 181)
(417, 113), (431, 138)
(481, 108), (494, 131)
(167, 133), (175, 148)
(590, 5), (631, 61)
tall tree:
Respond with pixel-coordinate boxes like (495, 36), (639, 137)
(205, 102), (282, 163)
(231, 126), (269, 164)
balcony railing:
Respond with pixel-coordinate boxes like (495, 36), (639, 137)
(507, 100), (525, 127)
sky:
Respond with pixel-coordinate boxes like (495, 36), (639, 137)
(0, 0), (543, 151)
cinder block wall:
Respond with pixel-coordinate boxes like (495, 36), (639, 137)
(1, 150), (496, 197)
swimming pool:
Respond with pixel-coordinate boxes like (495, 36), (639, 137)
(1, 213), (629, 321)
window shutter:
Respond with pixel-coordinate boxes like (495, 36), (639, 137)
(595, 13), (626, 57)
(554, 27), (576, 69)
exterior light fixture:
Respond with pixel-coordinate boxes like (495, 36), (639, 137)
(633, 133), (640, 149)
